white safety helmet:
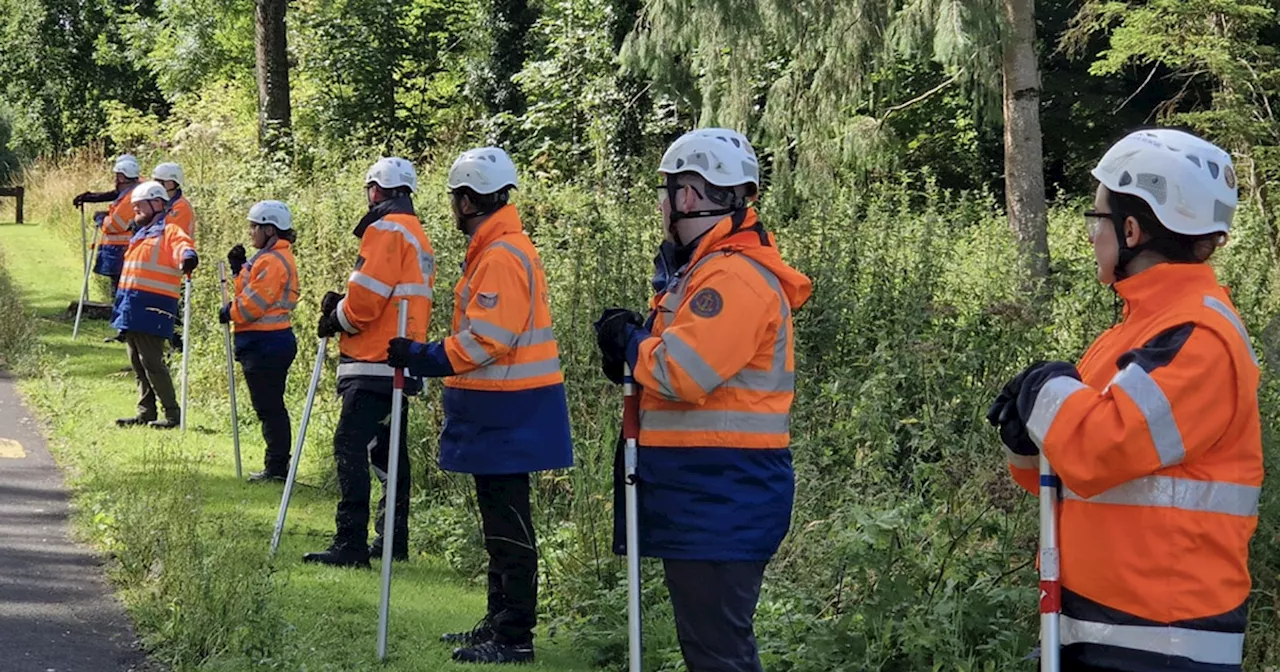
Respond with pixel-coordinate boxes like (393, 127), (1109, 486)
(247, 200), (292, 231)
(1091, 129), (1238, 235)
(113, 155), (141, 179)
(151, 162), (185, 188)
(365, 157), (418, 193)
(131, 180), (169, 204)
(447, 147), (519, 195)
(659, 128), (761, 193)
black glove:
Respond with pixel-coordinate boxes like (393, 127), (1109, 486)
(181, 255), (199, 274)
(387, 337), (417, 370)
(218, 304), (231, 324)
(317, 312), (343, 339)
(73, 192), (90, 207)
(1014, 362), (1083, 426)
(227, 245), (247, 276)
(987, 361), (1047, 457)
(320, 291), (344, 316)
(170, 331), (184, 351)
(594, 308), (645, 383)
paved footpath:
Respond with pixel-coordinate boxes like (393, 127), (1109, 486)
(0, 372), (149, 672)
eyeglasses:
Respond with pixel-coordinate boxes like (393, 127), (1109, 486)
(654, 183), (704, 202)
(1082, 210), (1119, 238)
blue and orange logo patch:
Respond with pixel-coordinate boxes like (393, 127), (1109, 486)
(690, 288), (723, 318)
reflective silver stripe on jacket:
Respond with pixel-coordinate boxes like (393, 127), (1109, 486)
(238, 251), (296, 324)
(369, 218), (436, 290)
(1063, 475), (1260, 517)
(125, 277), (180, 294)
(454, 239), (561, 382)
(1059, 616), (1243, 666)
(1006, 447), (1038, 470)
(642, 252), (795, 432)
(1026, 377), (1089, 448)
(1108, 363), (1185, 467)
(335, 297), (358, 335)
(1203, 295), (1259, 366)
(337, 362), (397, 378)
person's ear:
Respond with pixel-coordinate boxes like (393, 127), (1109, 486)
(1124, 216), (1143, 247)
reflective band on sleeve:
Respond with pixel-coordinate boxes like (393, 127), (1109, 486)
(640, 409), (790, 434)
(1110, 363), (1185, 467)
(369, 219), (435, 285)
(1060, 616), (1243, 666)
(337, 362), (396, 378)
(1203, 295), (1259, 366)
(1006, 447), (1038, 470)
(335, 297), (358, 335)
(243, 287), (271, 311)
(350, 271), (393, 298)
(1063, 475), (1260, 517)
(470, 319), (519, 346)
(1026, 377), (1089, 448)
(456, 331), (496, 366)
(252, 314), (291, 325)
(726, 368), (796, 392)
(392, 283), (433, 299)
(657, 332), (724, 395)
(456, 358), (562, 381)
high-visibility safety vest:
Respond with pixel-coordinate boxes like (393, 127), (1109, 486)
(1008, 263), (1263, 671)
(110, 215), (197, 338)
(231, 240), (298, 332)
(163, 192), (196, 241)
(435, 205), (573, 476)
(623, 209), (812, 562)
(335, 197), (434, 388)
(101, 187), (135, 247)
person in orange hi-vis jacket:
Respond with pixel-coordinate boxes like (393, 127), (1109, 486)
(218, 201), (300, 484)
(987, 128), (1263, 672)
(594, 129), (812, 672)
(72, 154), (140, 300)
(306, 157), (434, 569)
(111, 180), (199, 430)
(386, 147), (573, 666)
(152, 162), (197, 242)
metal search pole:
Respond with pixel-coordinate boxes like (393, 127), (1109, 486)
(377, 299), (410, 661)
(180, 274), (192, 432)
(623, 364), (642, 672)
(270, 337), (327, 557)
(72, 205), (92, 340)
(1039, 455), (1062, 672)
(217, 262), (242, 478)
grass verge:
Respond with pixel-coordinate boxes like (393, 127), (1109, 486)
(0, 220), (593, 671)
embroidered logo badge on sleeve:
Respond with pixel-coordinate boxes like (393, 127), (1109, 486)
(690, 288), (723, 318)
(477, 292), (499, 309)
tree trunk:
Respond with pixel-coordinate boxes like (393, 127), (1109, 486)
(1001, 0), (1050, 285)
(255, 0), (291, 155)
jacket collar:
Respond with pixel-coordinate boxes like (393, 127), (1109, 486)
(354, 195), (416, 238)
(1114, 262), (1222, 321)
(464, 205), (523, 270)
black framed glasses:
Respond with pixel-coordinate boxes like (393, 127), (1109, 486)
(1083, 210), (1120, 237)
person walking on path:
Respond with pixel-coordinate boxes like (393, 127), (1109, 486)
(112, 180), (199, 430)
(219, 200), (300, 483)
(387, 147), (573, 665)
(304, 157), (435, 569)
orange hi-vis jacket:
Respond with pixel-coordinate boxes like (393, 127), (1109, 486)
(444, 206), (562, 391)
(111, 215), (197, 338)
(627, 209), (812, 562)
(164, 192), (196, 241)
(231, 240), (299, 332)
(335, 197), (434, 385)
(1009, 263), (1262, 671)
(102, 188), (135, 247)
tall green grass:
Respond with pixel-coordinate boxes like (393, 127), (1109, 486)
(17, 144), (1280, 669)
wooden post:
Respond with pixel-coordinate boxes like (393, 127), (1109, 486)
(0, 187), (22, 224)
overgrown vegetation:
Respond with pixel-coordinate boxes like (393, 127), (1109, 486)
(2, 0), (1279, 669)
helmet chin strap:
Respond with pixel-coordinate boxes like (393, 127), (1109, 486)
(664, 176), (740, 245)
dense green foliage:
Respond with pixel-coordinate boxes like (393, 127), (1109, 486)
(3, 0), (1280, 669)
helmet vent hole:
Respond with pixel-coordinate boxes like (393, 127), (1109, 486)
(1119, 172), (1133, 187)
(1186, 154), (1202, 168)
(1207, 161), (1220, 179)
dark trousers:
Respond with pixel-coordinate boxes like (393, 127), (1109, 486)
(125, 331), (179, 421)
(331, 387), (410, 552)
(476, 473), (538, 645)
(663, 559), (768, 672)
(241, 346), (296, 475)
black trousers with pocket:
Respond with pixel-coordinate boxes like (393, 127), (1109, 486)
(663, 559), (768, 672)
(331, 387), (410, 552)
(240, 342), (296, 475)
(475, 473), (538, 645)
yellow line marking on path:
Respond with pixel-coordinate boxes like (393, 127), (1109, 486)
(0, 438), (25, 459)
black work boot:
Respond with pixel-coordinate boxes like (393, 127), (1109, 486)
(248, 471), (287, 484)
(441, 618), (495, 646)
(149, 416), (180, 430)
(115, 416), (155, 428)
(369, 533), (409, 562)
(302, 546), (370, 569)
(452, 639), (534, 665)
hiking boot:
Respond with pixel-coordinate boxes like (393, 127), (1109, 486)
(248, 471), (287, 484)
(441, 619), (496, 646)
(368, 543), (409, 562)
(149, 417), (180, 430)
(452, 639), (534, 665)
(302, 546), (370, 569)
(115, 416), (155, 428)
